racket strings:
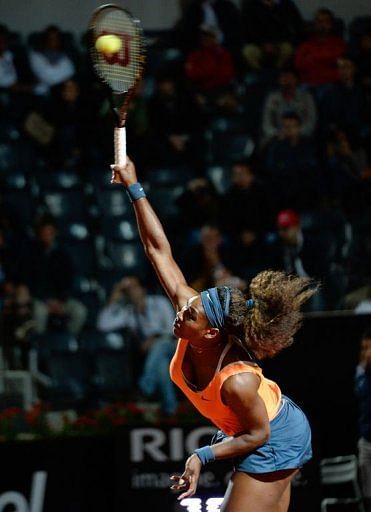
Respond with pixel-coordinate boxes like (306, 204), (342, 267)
(93, 8), (143, 93)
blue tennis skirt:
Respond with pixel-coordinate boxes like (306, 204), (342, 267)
(211, 395), (312, 473)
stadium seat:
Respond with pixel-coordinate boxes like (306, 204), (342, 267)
(104, 240), (148, 276)
(59, 222), (98, 278)
(208, 115), (247, 135)
(207, 132), (255, 166)
(32, 331), (92, 405)
(80, 330), (129, 353)
(0, 142), (22, 172)
(91, 352), (133, 400)
(147, 185), (183, 221)
(72, 276), (106, 330)
(320, 454), (366, 512)
(300, 208), (352, 263)
(94, 189), (134, 219)
(88, 167), (113, 190)
(0, 172), (26, 190)
(80, 330), (134, 400)
(34, 170), (83, 193)
(144, 165), (193, 187)
(35, 331), (79, 357)
(206, 165), (231, 194)
(41, 190), (88, 222)
(145, 46), (183, 76)
(0, 171), (36, 228)
(99, 217), (139, 242)
(44, 352), (92, 403)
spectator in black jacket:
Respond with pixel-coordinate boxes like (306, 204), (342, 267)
(260, 112), (322, 210)
(17, 215), (87, 335)
(320, 56), (364, 137)
(241, 0), (304, 71)
(147, 71), (205, 167)
(176, 0), (243, 58)
(220, 158), (275, 239)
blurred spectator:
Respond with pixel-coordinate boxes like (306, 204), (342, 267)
(260, 111), (321, 210)
(176, 177), (220, 237)
(354, 329), (371, 512)
(47, 78), (89, 169)
(0, 225), (20, 291)
(261, 67), (317, 145)
(357, 35), (371, 136)
(147, 71), (205, 167)
(17, 215), (87, 335)
(343, 151), (371, 218)
(180, 224), (234, 291)
(324, 127), (366, 207)
(211, 86), (247, 133)
(266, 209), (330, 310)
(241, 0), (303, 71)
(96, 276), (178, 416)
(184, 25), (236, 95)
(295, 8), (346, 87)
(320, 56), (364, 137)
(30, 25), (75, 96)
(175, 0), (243, 57)
(0, 284), (38, 369)
(228, 228), (267, 284)
(0, 24), (34, 122)
(220, 158), (274, 239)
(352, 33), (371, 86)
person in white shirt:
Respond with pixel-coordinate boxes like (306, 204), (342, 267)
(261, 67), (317, 146)
(29, 25), (75, 96)
(97, 275), (178, 415)
(0, 24), (34, 111)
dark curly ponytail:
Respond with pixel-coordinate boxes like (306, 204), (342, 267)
(218, 270), (319, 359)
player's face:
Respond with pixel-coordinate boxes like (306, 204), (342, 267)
(173, 295), (211, 339)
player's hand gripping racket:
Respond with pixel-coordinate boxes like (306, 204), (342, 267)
(88, 3), (145, 179)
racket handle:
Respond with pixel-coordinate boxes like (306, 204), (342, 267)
(114, 126), (126, 167)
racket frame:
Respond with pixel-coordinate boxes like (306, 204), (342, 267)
(88, 3), (145, 166)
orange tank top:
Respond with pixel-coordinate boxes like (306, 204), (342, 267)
(169, 338), (282, 436)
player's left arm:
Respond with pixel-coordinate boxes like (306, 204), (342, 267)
(213, 372), (271, 459)
(172, 373), (270, 500)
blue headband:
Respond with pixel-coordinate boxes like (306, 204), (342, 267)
(200, 287), (231, 330)
(246, 299), (255, 309)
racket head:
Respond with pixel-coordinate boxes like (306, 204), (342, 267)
(88, 4), (145, 111)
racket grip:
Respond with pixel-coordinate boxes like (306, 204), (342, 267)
(114, 126), (126, 167)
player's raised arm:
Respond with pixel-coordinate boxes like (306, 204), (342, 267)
(111, 158), (196, 310)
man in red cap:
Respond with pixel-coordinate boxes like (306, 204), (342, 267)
(275, 209), (307, 276)
(267, 208), (329, 310)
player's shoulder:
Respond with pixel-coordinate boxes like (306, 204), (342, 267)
(222, 369), (260, 397)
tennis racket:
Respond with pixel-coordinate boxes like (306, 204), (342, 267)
(88, 3), (145, 171)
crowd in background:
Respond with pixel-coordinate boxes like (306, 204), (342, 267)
(1, 0), (371, 413)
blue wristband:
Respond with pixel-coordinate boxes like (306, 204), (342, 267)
(194, 446), (215, 465)
(126, 182), (146, 203)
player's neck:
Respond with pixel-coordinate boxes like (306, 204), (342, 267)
(189, 339), (224, 354)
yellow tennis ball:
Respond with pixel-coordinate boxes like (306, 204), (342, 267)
(95, 34), (122, 55)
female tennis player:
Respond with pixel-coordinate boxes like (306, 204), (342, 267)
(111, 157), (317, 512)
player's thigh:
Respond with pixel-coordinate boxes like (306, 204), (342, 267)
(221, 469), (298, 512)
